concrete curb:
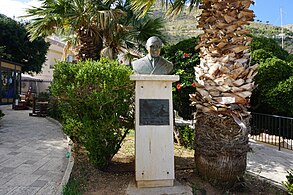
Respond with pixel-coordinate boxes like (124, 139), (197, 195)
(246, 170), (287, 192)
(46, 117), (75, 195)
(56, 137), (74, 195)
(46, 116), (63, 128)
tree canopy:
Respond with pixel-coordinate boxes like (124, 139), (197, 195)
(250, 36), (293, 116)
(25, 0), (165, 61)
(0, 14), (49, 73)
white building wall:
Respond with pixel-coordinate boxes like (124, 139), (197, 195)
(34, 37), (65, 94)
(21, 36), (75, 95)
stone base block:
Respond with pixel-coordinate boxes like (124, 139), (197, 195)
(136, 179), (173, 188)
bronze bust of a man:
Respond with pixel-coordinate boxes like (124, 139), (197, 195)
(132, 36), (173, 75)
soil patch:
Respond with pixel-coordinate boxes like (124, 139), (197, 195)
(68, 134), (286, 195)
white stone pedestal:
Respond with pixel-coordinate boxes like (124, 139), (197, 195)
(130, 75), (179, 188)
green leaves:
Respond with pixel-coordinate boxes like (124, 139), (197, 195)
(129, 0), (156, 18)
(250, 36), (293, 116)
(0, 14), (49, 73)
(162, 37), (199, 119)
(250, 36), (289, 61)
(253, 57), (293, 116)
(129, 0), (201, 18)
(282, 169), (293, 195)
(50, 59), (134, 169)
(256, 57), (293, 89)
(24, 0), (166, 61)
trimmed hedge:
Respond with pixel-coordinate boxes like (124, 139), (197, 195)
(50, 59), (134, 169)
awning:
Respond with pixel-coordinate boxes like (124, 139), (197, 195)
(21, 74), (43, 81)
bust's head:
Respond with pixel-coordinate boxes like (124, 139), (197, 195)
(145, 36), (162, 58)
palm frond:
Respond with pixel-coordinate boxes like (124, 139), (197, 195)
(130, 0), (201, 18)
(129, 0), (157, 18)
(131, 16), (165, 46)
(167, 0), (201, 16)
(96, 9), (126, 30)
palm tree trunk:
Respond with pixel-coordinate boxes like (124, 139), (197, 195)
(194, 112), (250, 186)
(77, 27), (103, 61)
(190, 0), (256, 186)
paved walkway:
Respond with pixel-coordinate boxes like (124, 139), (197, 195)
(0, 105), (70, 195)
(0, 105), (292, 195)
(247, 139), (293, 186)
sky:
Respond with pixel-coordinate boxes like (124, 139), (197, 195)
(0, 0), (292, 26)
(252, 0), (293, 26)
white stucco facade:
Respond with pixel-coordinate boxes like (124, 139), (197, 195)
(21, 36), (75, 94)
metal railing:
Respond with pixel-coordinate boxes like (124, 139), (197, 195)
(250, 112), (293, 151)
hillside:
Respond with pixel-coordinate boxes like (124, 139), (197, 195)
(150, 4), (202, 44)
(247, 23), (293, 54)
(150, 4), (293, 54)
(285, 24), (293, 32)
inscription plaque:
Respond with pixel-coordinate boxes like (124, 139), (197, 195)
(139, 99), (169, 125)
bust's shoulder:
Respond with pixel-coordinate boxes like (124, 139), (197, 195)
(132, 56), (148, 65)
(159, 57), (172, 65)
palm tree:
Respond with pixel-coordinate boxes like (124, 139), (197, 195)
(25, 0), (165, 62)
(25, 0), (126, 61)
(130, 0), (256, 186)
(100, 0), (165, 60)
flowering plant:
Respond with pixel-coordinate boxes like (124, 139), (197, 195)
(183, 52), (190, 58)
(162, 37), (200, 119)
(176, 83), (182, 90)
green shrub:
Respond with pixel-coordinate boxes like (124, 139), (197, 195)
(283, 169), (293, 195)
(50, 59), (134, 169)
(255, 57), (293, 90)
(250, 49), (273, 64)
(266, 76), (293, 116)
(63, 179), (81, 195)
(250, 36), (289, 60)
(286, 54), (293, 63)
(162, 37), (200, 119)
(176, 125), (194, 149)
(251, 58), (293, 116)
(249, 35), (293, 116)
(47, 97), (65, 122)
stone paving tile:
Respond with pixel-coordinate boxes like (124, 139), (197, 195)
(14, 152), (47, 161)
(23, 160), (38, 165)
(0, 167), (15, 173)
(38, 171), (64, 182)
(5, 186), (40, 195)
(35, 182), (59, 195)
(0, 105), (69, 195)
(13, 164), (40, 174)
(0, 157), (27, 168)
(0, 186), (16, 195)
(40, 157), (66, 171)
(9, 145), (22, 150)
(32, 169), (48, 176)
(3, 173), (41, 186)
(30, 180), (48, 188)
(7, 152), (20, 156)
(0, 172), (20, 186)
(0, 157), (9, 165)
(32, 156), (52, 169)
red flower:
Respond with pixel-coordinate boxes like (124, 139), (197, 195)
(192, 83), (196, 87)
(183, 53), (189, 58)
(176, 83), (181, 90)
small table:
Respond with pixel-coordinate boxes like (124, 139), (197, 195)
(37, 101), (49, 114)
(29, 98), (49, 117)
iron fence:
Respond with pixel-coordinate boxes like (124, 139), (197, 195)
(250, 112), (293, 151)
